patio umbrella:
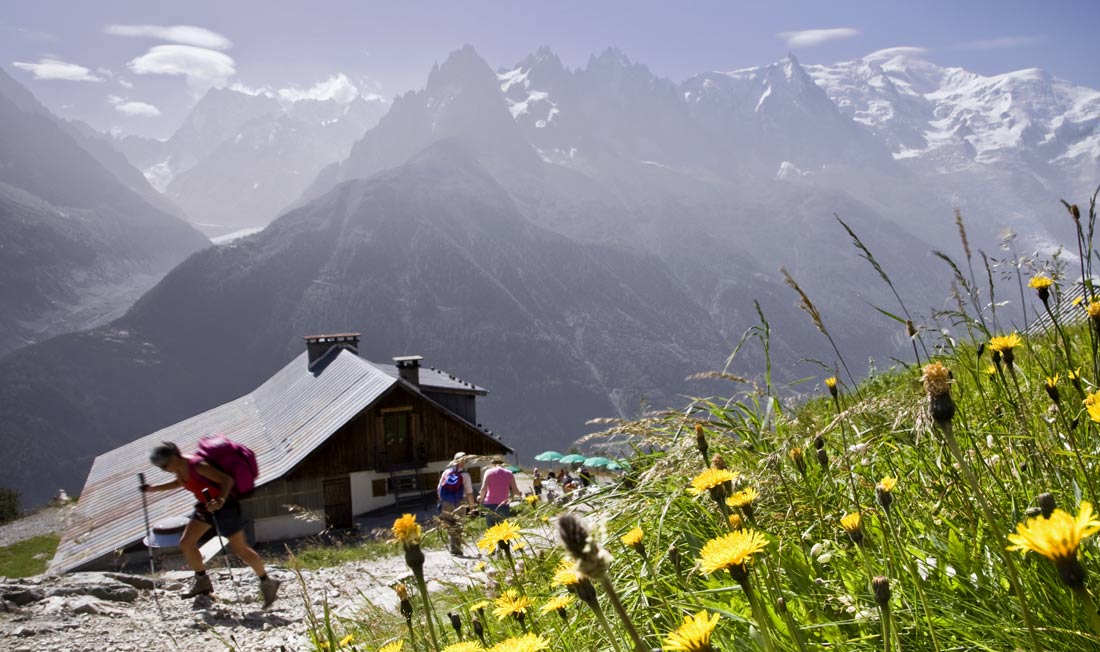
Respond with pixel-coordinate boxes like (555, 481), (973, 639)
(534, 451), (564, 462)
(505, 465), (522, 473)
(584, 456), (612, 468)
(606, 461), (627, 472)
(559, 453), (588, 465)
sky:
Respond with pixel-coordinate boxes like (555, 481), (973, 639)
(3, 0), (1098, 139)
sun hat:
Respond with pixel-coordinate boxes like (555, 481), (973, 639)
(142, 516), (190, 548)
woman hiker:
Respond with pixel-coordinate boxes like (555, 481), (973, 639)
(141, 442), (280, 607)
(478, 456), (521, 526)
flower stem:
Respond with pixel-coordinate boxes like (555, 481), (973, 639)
(597, 575), (647, 652)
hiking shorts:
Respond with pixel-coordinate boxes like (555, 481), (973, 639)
(192, 495), (245, 537)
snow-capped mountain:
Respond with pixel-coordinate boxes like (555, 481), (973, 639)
(115, 87), (388, 235)
(806, 50), (1099, 240)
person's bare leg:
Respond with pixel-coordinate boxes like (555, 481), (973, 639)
(179, 518), (211, 572)
(227, 530), (266, 576)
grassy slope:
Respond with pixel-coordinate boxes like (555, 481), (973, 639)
(295, 198), (1100, 652)
(0, 534), (60, 578)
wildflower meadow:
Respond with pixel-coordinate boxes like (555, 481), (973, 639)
(299, 192), (1100, 652)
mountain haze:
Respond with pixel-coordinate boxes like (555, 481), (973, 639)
(0, 67), (208, 356)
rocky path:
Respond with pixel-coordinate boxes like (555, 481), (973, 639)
(0, 504), (76, 547)
(0, 546), (488, 651)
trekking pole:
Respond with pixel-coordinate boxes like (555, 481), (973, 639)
(137, 473), (164, 619)
(202, 488), (246, 618)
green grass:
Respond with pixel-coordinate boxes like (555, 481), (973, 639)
(0, 533), (59, 578)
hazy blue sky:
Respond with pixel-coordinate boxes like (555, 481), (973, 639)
(3, 0), (1098, 138)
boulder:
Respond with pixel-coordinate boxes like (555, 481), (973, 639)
(104, 572), (156, 590)
(69, 596), (125, 616)
(1, 585), (45, 605)
(48, 576), (138, 603)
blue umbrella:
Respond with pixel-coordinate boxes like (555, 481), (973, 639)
(535, 451), (564, 462)
(606, 461), (628, 472)
(559, 454), (588, 464)
(584, 456), (612, 468)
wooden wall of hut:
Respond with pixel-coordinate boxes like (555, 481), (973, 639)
(285, 384), (509, 481)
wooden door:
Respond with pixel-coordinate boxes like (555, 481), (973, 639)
(323, 477), (353, 530)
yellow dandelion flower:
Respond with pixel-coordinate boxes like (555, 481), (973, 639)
(339, 634), (354, 647)
(391, 583), (408, 600)
(378, 641), (404, 652)
(840, 512), (862, 533)
(921, 361), (951, 395)
(1085, 392), (1100, 423)
(727, 487), (758, 509)
(525, 494), (539, 504)
(1046, 374), (1060, 389)
(513, 541), (527, 552)
(621, 526), (644, 548)
(391, 514), (421, 545)
(477, 520), (522, 554)
(1008, 502), (1100, 588)
(539, 593), (575, 615)
(878, 477), (896, 493)
(473, 561), (486, 572)
(698, 529), (769, 575)
(551, 558), (581, 586)
(988, 333), (1022, 353)
(982, 364), (997, 376)
(1069, 367), (1083, 381)
(1075, 295), (1086, 307)
(1028, 274), (1054, 290)
(663, 609), (720, 652)
(687, 468), (739, 495)
(442, 642), (484, 652)
(824, 376), (838, 389)
(486, 633), (550, 652)
(1089, 301), (1100, 319)
(469, 600), (491, 613)
(492, 589), (531, 621)
(728, 513), (743, 529)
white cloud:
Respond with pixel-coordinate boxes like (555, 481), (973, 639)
(228, 82), (275, 98)
(128, 44), (236, 91)
(779, 27), (861, 48)
(277, 73), (360, 104)
(957, 35), (1045, 50)
(107, 94), (162, 117)
(104, 24), (232, 50)
(117, 78), (134, 89)
(17, 27), (56, 42)
(864, 46), (928, 62)
(12, 57), (105, 82)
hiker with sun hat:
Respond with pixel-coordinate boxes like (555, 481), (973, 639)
(141, 441), (280, 607)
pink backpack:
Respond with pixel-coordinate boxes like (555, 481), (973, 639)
(195, 435), (259, 497)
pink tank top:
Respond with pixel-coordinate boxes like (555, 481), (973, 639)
(481, 466), (513, 505)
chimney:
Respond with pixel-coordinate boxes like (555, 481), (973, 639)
(304, 333), (360, 368)
(393, 355), (423, 388)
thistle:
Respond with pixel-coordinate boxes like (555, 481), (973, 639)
(662, 610), (720, 652)
(841, 512), (864, 546)
(876, 477), (896, 512)
(989, 333), (1022, 367)
(695, 423), (710, 464)
(1028, 274), (1054, 305)
(922, 362), (955, 429)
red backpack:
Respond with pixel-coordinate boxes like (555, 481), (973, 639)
(195, 435), (259, 497)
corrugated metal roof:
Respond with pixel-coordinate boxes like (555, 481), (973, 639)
(49, 349), (419, 574)
(371, 362), (488, 394)
(1025, 280), (1091, 335)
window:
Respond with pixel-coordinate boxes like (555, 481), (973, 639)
(384, 412), (409, 446)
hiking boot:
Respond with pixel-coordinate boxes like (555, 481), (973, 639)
(181, 574), (213, 599)
(260, 576), (281, 608)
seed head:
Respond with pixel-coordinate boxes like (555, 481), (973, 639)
(872, 576), (892, 606)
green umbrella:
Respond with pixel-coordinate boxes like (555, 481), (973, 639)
(606, 461), (627, 472)
(535, 451), (564, 462)
(559, 453), (587, 464)
(505, 465), (522, 473)
(584, 456), (612, 468)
